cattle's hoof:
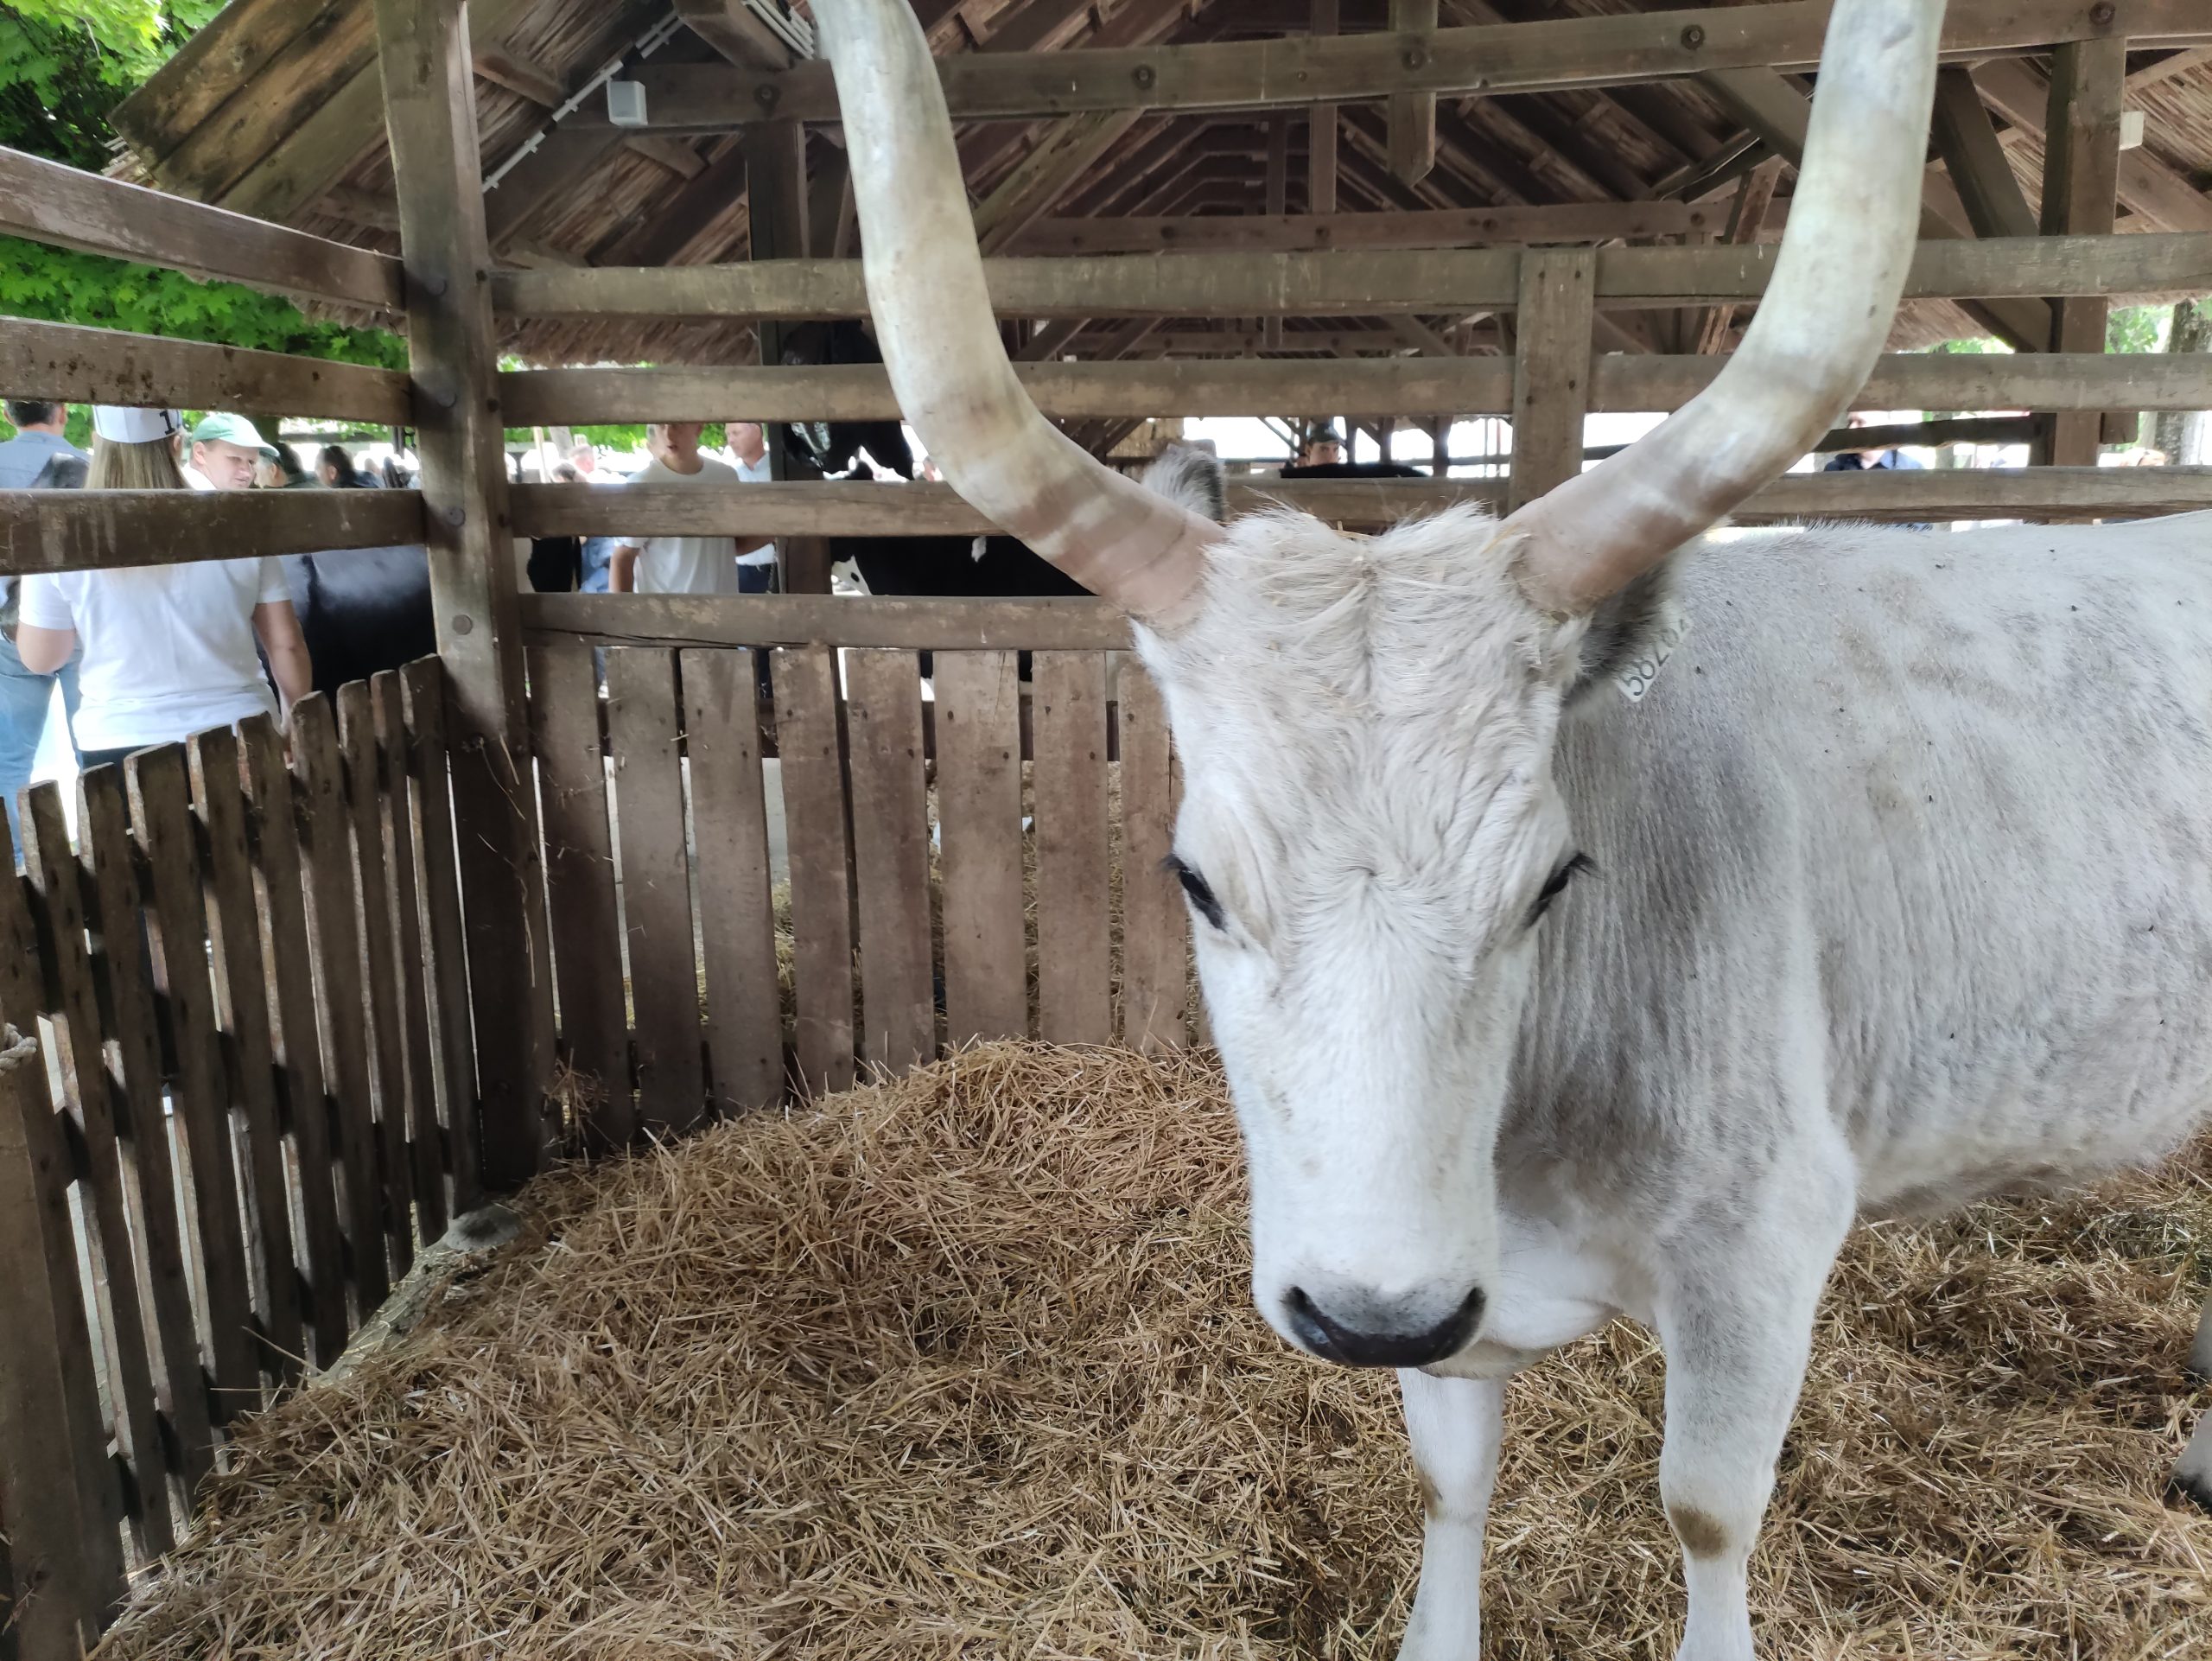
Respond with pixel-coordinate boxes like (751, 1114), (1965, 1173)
(2164, 1474), (2212, 1516)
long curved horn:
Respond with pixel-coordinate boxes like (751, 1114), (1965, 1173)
(1509, 0), (1946, 615)
(811, 0), (1217, 624)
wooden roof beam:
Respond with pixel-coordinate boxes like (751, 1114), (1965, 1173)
(1931, 66), (2038, 241)
(972, 110), (1147, 254)
(1389, 0), (1440, 185)
(2126, 45), (2212, 91)
(1309, 0), (1339, 212)
(613, 1), (2212, 129)
(1691, 157), (1781, 355)
(674, 0), (796, 72)
(1014, 199), (1706, 255)
(474, 41), (563, 107)
(1974, 54), (2212, 232)
(1697, 64), (2052, 350)
(594, 140), (750, 265)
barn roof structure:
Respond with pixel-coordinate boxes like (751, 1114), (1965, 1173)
(105, 0), (2212, 380)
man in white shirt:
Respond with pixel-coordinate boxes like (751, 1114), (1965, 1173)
(608, 423), (770, 594)
(722, 421), (779, 595)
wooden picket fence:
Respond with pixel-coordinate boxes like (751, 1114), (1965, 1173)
(0, 658), (476, 1650)
(0, 639), (1194, 1655)
(526, 641), (1192, 1148)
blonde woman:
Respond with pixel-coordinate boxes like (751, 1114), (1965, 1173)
(15, 406), (313, 773)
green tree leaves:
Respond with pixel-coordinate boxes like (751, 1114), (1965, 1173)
(0, 2), (410, 394)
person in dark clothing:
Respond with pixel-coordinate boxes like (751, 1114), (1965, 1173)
(1278, 419), (1426, 480)
(318, 443), (371, 487)
(1823, 415), (1929, 528)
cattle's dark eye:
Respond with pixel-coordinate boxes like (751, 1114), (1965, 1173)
(1526, 852), (1594, 926)
(1165, 855), (1226, 930)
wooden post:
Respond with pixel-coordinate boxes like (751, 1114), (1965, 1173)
(1308, 0), (1338, 213)
(747, 118), (833, 591)
(1510, 248), (1597, 512)
(0, 1025), (124, 1657)
(1387, 0), (1438, 187)
(2037, 37), (2125, 468)
(1264, 114), (1289, 351)
(375, 0), (556, 1188)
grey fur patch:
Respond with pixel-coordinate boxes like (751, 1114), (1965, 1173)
(1568, 562), (1687, 712)
(1141, 442), (1229, 523)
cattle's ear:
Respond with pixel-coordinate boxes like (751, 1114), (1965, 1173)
(1141, 442), (1227, 524)
(1566, 559), (1690, 714)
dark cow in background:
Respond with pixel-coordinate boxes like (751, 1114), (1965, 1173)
(281, 545), (435, 700)
(778, 319), (1094, 601)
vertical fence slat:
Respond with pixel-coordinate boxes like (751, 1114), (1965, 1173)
(0, 814), (124, 1625)
(33, 780), (179, 1554)
(1031, 652), (1113, 1047)
(935, 652), (1027, 1046)
(237, 716), (349, 1367)
(127, 746), (261, 1423)
(679, 649), (783, 1111)
(187, 729), (303, 1381)
(338, 683), (416, 1280)
(527, 645), (631, 1141)
(80, 768), (212, 1478)
(1118, 665), (1187, 1053)
(0, 1024), (120, 1658)
(772, 645), (855, 1097)
(374, 671), (448, 1243)
(842, 650), (935, 1074)
(291, 695), (390, 1317)
(603, 649), (704, 1134)
(399, 660), (482, 1212)
(0, 847), (41, 1037)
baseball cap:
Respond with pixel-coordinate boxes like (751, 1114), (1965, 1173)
(92, 405), (183, 444)
(190, 411), (277, 457)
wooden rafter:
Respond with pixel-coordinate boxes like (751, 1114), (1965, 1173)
(1930, 66), (2037, 242)
(612, 2), (2212, 130)
(675, 0), (795, 71)
(1692, 156), (1779, 355)
(1697, 64), (2052, 350)
(1974, 55), (2212, 232)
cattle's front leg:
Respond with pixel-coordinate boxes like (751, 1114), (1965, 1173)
(1394, 1371), (1503, 1661)
(1655, 1212), (1845, 1661)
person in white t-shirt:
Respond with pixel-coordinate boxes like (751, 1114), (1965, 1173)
(15, 405), (315, 773)
(607, 422), (770, 595)
(721, 421), (780, 594)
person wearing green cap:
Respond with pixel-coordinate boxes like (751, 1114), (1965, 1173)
(186, 411), (277, 492)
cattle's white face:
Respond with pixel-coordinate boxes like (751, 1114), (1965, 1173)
(1135, 486), (1603, 1368)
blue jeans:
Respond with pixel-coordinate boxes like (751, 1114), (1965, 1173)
(0, 629), (78, 855)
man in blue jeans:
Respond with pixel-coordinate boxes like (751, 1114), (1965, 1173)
(0, 399), (86, 848)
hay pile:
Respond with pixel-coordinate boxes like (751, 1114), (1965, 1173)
(99, 1045), (2212, 1658)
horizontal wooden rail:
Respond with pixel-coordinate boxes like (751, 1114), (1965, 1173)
(513, 468), (2212, 543)
(499, 353), (2212, 424)
(0, 147), (402, 312)
(1016, 200), (1712, 256)
(488, 233), (2212, 321)
(521, 593), (1134, 650)
(590, 0), (2202, 128)
(0, 488), (424, 575)
(0, 317), (413, 425)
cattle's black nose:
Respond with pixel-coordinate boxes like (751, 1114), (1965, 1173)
(1283, 1283), (1486, 1368)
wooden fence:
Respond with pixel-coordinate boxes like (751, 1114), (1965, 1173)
(0, 659), (476, 1652)
(524, 640), (1191, 1153)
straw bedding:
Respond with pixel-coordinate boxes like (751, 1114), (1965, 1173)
(99, 1044), (2212, 1659)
